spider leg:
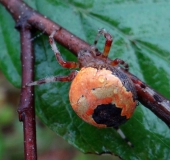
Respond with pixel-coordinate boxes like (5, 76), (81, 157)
(93, 28), (113, 57)
(49, 31), (79, 69)
(110, 58), (129, 71)
(26, 70), (78, 87)
(115, 127), (133, 147)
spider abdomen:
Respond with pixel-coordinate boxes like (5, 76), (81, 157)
(69, 67), (138, 128)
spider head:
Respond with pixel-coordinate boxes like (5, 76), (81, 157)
(77, 49), (95, 67)
(78, 46), (105, 68)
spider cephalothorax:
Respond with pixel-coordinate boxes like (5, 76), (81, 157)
(27, 29), (138, 146)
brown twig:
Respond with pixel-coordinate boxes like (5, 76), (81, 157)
(17, 26), (37, 159)
(0, 1), (37, 159)
(18, 31), (36, 159)
(0, 0), (37, 159)
(128, 73), (170, 127)
(0, 0), (170, 159)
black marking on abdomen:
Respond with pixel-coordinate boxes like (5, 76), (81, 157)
(92, 103), (127, 128)
(110, 67), (137, 101)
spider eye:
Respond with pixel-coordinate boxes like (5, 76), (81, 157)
(78, 50), (86, 58)
(84, 49), (87, 53)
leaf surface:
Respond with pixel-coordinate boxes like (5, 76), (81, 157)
(0, 0), (170, 159)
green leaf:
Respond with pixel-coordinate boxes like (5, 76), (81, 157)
(0, 5), (21, 87)
(1, 0), (170, 159)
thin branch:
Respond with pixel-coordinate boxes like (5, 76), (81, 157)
(0, 0), (38, 158)
(17, 24), (37, 159)
(128, 73), (170, 127)
(0, 0), (90, 55)
(1, 1), (37, 159)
